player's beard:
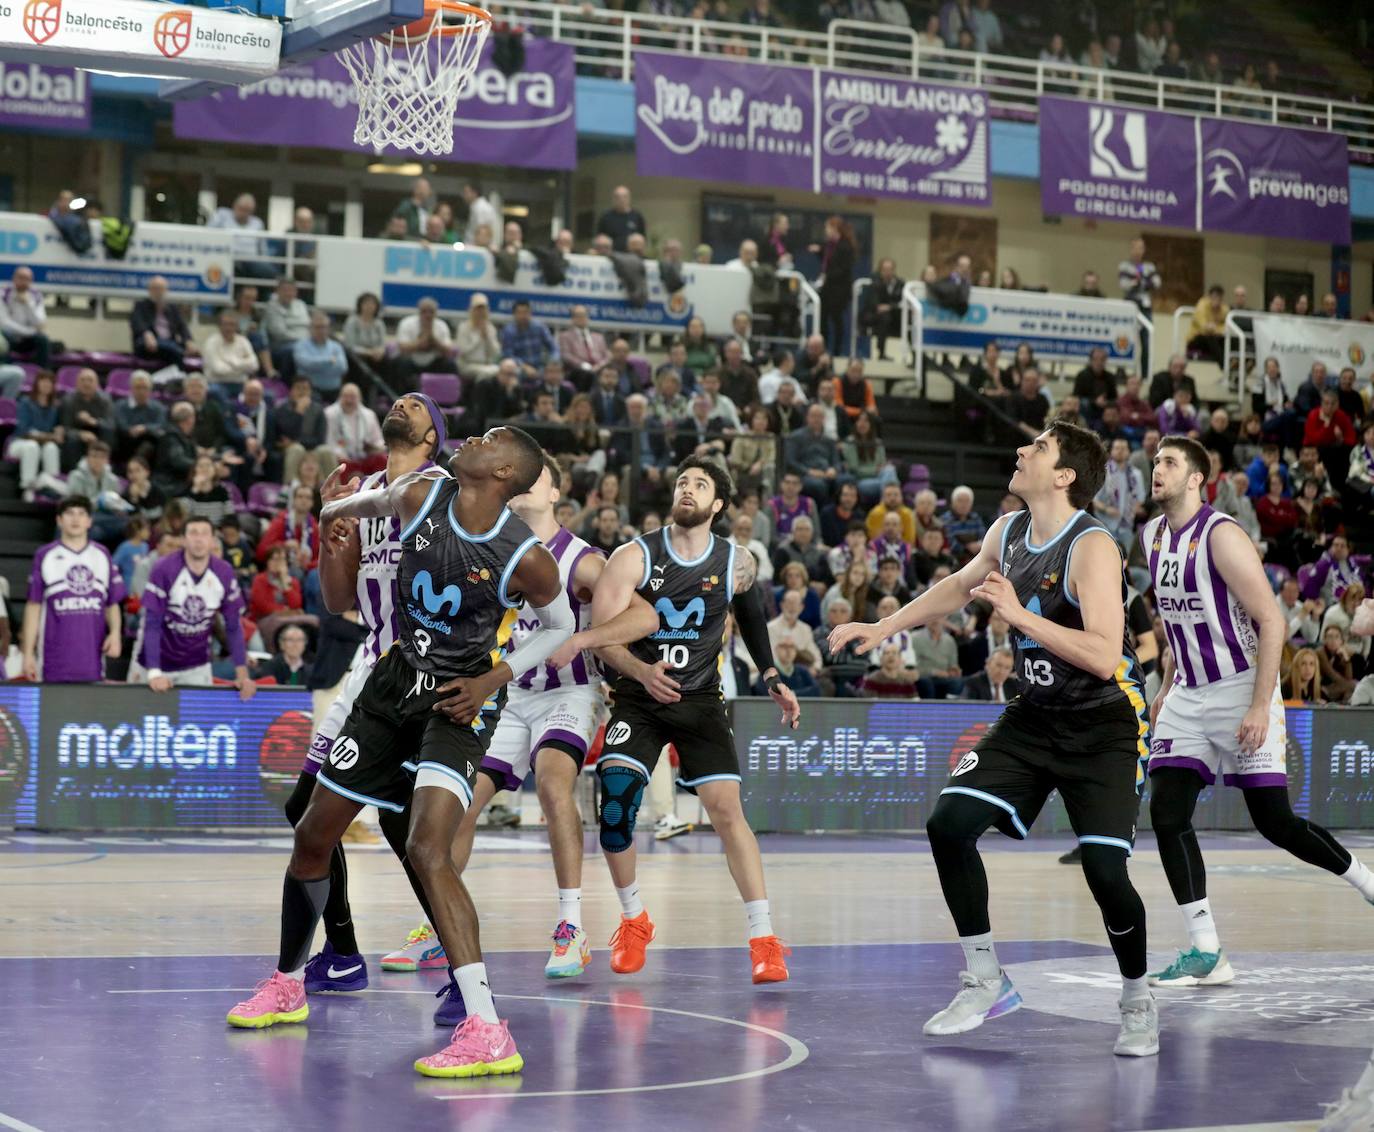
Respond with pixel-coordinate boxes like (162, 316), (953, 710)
(382, 412), (421, 450)
(672, 499), (714, 529)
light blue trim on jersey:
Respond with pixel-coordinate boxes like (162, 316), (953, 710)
(315, 771), (406, 814)
(499, 535), (542, 609)
(398, 476), (447, 543)
(1061, 526), (1116, 608)
(1023, 509), (1085, 554)
(412, 760), (475, 804)
(599, 753), (651, 778)
(725, 539), (737, 593)
(633, 536), (651, 589)
(677, 772), (743, 788)
(940, 785), (1029, 837)
(997, 511), (1021, 569)
(663, 526), (714, 568)
(1078, 834), (1134, 855)
(448, 501), (511, 543)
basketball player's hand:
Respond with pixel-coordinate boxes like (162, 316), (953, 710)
(1236, 703), (1269, 754)
(234, 670), (258, 702)
(323, 517), (358, 554)
(433, 674), (498, 724)
(21, 654), (37, 682)
(828, 620), (886, 657)
(767, 680), (801, 730)
(321, 465), (361, 505)
(103, 631), (121, 660)
(1149, 690), (1165, 735)
(548, 634), (584, 672)
(969, 571), (1023, 624)
(640, 659), (681, 704)
(149, 675), (173, 693)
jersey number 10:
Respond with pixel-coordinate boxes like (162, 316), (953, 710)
(659, 644), (689, 668)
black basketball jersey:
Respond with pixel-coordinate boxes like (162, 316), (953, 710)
(997, 509), (1144, 710)
(625, 526), (736, 696)
(395, 478), (541, 678)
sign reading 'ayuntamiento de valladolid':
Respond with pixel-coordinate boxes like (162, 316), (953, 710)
(634, 52), (991, 206)
(1039, 96), (1350, 243)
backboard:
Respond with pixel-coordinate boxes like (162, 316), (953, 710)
(0, 0), (425, 95)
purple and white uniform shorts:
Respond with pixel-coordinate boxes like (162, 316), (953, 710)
(479, 685), (603, 791)
(1148, 669), (1288, 788)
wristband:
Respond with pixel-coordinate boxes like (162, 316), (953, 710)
(764, 673), (783, 695)
(147, 668), (164, 681)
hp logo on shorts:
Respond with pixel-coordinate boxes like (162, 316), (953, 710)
(329, 736), (360, 770)
(952, 751), (979, 777)
(605, 722), (632, 747)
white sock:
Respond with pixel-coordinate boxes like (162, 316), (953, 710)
(1180, 897), (1221, 953)
(1121, 975), (1151, 1003)
(558, 887), (582, 926)
(280, 967), (305, 982)
(616, 883), (644, 919)
(1342, 858), (1374, 901)
(959, 931), (1000, 981)
(745, 899), (773, 939)
(454, 962), (499, 1024)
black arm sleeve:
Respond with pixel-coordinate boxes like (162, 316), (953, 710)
(732, 585), (776, 677)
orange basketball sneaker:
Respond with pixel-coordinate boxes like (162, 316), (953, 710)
(608, 910), (655, 974)
(750, 935), (791, 984)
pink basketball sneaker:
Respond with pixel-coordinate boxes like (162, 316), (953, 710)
(414, 1015), (524, 1078)
(226, 971), (309, 1029)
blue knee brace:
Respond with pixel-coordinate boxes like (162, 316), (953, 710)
(598, 763), (648, 853)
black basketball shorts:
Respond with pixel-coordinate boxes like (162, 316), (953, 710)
(940, 696), (1148, 852)
(599, 684), (739, 794)
(315, 648), (503, 813)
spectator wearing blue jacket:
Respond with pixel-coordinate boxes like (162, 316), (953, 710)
(1246, 444), (1290, 499)
(292, 310), (348, 398)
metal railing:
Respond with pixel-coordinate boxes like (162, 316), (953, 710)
(501, 1), (1374, 157)
(899, 282), (926, 397)
(849, 277), (870, 360)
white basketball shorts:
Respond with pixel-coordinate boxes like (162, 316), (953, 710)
(1148, 669), (1288, 787)
(480, 685), (603, 791)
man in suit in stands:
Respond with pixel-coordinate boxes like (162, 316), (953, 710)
(557, 304), (610, 389)
(960, 647), (1017, 703)
(860, 258), (905, 361)
(131, 276), (199, 368)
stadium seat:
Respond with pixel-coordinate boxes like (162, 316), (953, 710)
(420, 372), (462, 408)
(105, 369), (134, 399)
(55, 365), (83, 393)
(0, 398), (16, 427)
(263, 378), (290, 403)
(1296, 562), (1321, 601)
(87, 352), (137, 371)
(15, 363), (39, 393)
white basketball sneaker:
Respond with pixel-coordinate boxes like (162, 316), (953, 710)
(1114, 996), (1160, 1057)
(1320, 1055), (1374, 1132)
(653, 815), (692, 841)
(923, 971), (1022, 1036)
(544, 920), (591, 979)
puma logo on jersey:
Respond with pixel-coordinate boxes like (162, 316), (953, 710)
(425, 518), (437, 534)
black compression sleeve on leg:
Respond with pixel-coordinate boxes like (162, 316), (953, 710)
(1080, 844), (1148, 979)
(1244, 786), (1353, 875)
(732, 586), (777, 676)
(1147, 767), (1208, 905)
(279, 871), (330, 973)
(284, 769), (359, 955)
(284, 768), (313, 827)
(378, 804), (437, 925)
(925, 793), (1003, 937)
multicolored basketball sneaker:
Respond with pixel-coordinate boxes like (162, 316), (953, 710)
(545, 921), (591, 979)
(1148, 948), (1235, 987)
(303, 941), (368, 993)
(380, 924), (447, 972)
(414, 1015), (523, 1078)
(226, 971), (309, 1029)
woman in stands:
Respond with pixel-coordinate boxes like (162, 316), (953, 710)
(343, 292), (387, 372)
(121, 455), (165, 522)
(10, 369), (63, 502)
(728, 406), (778, 498)
(826, 558), (875, 623)
(842, 410), (894, 505)
(1284, 647), (1324, 704)
(1004, 342), (1036, 392)
(774, 561), (822, 629)
(681, 317), (716, 376)
(812, 215), (857, 357)
(757, 212), (794, 269)
(562, 393), (605, 488)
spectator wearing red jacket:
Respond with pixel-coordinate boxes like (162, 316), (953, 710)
(1304, 388), (1355, 447)
(256, 484), (320, 573)
(249, 544), (303, 621)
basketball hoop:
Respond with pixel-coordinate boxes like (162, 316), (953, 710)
(337, 0), (492, 157)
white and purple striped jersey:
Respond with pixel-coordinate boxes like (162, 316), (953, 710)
(513, 525), (602, 693)
(354, 464), (448, 664)
(1144, 504), (1257, 687)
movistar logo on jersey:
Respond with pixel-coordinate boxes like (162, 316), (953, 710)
(412, 571), (462, 616)
(1018, 594), (1044, 650)
(652, 596), (705, 640)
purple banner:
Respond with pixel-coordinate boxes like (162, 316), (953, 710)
(635, 53), (991, 205)
(635, 53), (814, 189)
(173, 36), (575, 170)
(0, 62), (89, 133)
(1040, 96), (1350, 243)
(1038, 97), (1196, 228)
(817, 73), (989, 205)
(1201, 119), (1350, 244)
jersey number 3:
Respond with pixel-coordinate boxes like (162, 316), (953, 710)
(414, 629), (433, 657)
(1023, 657), (1054, 687)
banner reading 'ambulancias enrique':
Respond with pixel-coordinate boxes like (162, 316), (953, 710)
(634, 52), (991, 206)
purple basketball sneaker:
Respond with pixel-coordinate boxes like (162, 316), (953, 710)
(434, 974), (468, 1027)
(303, 941), (369, 994)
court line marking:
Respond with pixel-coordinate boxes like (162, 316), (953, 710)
(0, 854), (107, 870)
(103, 986), (810, 1100)
(0, 1110), (47, 1132)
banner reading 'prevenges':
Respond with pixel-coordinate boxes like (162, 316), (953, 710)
(634, 52), (990, 206)
(1039, 96), (1350, 243)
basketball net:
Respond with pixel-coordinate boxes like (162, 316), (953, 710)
(337, 2), (491, 157)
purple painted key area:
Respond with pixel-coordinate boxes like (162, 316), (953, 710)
(0, 940), (1365, 1130)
